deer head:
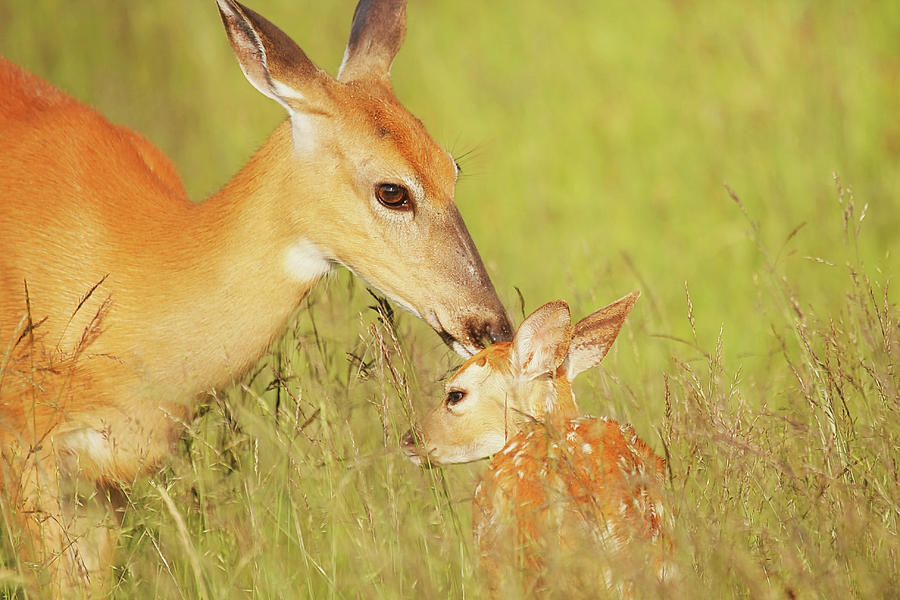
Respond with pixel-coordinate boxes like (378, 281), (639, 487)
(216, 0), (513, 354)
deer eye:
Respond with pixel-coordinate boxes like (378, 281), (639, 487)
(446, 390), (466, 406)
(375, 183), (410, 209)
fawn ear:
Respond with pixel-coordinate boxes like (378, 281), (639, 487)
(512, 301), (573, 381)
(565, 291), (640, 380)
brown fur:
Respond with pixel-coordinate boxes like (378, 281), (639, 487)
(0, 0), (512, 594)
(458, 341), (515, 374)
(474, 416), (667, 597)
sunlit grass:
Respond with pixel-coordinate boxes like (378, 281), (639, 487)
(58, 188), (890, 599)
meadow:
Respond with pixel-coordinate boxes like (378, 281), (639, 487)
(1, 0), (898, 597)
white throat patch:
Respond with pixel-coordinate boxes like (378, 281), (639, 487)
(284, 239), (331, 283)
(289, 112), (316, 155)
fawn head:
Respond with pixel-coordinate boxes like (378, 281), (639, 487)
(403, 291), (640, 466)
(216, 0), (512, 354)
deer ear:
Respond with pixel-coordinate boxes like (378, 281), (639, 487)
(565, 291), (640, 381)
(511, 301), (573, 381)
(216, 0), (328, 112)
(337, 0), (406, 84)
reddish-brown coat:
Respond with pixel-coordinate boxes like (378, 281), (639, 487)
(473, 415), (666, 592)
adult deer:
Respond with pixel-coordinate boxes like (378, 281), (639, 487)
(404, 293), (671, 597)
(0, 0), (511, 594)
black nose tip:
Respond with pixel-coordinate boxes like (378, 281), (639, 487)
(466, 315), (513, 350)
(401, 429), (415, 449)
(485, 316), (514, 345)
(488, 322), (513, 344)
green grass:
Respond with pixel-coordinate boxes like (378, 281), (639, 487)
(1, 0), (898, 597)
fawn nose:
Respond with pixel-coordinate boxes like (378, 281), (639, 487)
(401, 428), (428, 467)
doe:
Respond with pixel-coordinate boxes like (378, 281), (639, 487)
(0, 0), (511, 595)
(403, 292), (670, 597)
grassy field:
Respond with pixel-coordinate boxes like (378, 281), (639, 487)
(1, 0), (898, 597)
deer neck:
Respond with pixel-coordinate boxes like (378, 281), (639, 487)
(546, 371), (580, 428)
(509, 370), (580, 436)
(131, 120), (329, 397)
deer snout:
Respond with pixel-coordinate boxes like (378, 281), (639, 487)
(428, 308), (513, 357)
(472, 315), (514, 346)
(402, 427), (442, 469)
(400, 428), (425, 467)
(400, 428), (415, 450)
(456, 312), (514, 355)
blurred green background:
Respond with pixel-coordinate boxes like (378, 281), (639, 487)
(2, 1), (898, 597)
(2, 0), (896, 371)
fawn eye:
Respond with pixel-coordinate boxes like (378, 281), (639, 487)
(446, 390), (466, 406)
(375, 183), (410, 209)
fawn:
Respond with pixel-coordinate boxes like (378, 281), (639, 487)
(404, 292), (671, 596)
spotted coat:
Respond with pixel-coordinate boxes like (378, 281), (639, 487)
(473, 415), (667, 593)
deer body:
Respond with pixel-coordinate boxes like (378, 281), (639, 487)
(0, 0), (511, 594)
(0, 112), (317, 481)
(473, 415), (666, 596)
(404, 293), (670, 596)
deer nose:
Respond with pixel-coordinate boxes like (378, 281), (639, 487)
(487, 319), (513, 344)
(401, 428), (428, 467)
(400, 429), (415, 449)
(469, 316), (513, 349)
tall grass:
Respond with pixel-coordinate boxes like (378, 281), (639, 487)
(5, 188), (894, 598)
(657, 184), (898, 599)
